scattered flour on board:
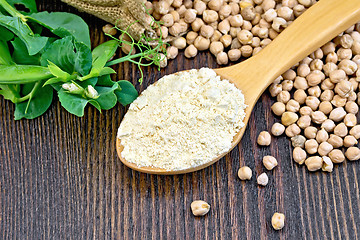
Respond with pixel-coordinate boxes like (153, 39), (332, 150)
(117, 68), (247, 170)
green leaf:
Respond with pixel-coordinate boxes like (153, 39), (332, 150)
(6, 0), (37, 14)
(28, 11), (90, 47)
(92, 40), (118, 69)
(115, 80), (138, 106)
(97, 74), (115, 87)
(14, 83), (53, 120)
(0, 14), (47, 55)
(0, 40), (13, 65)
(58, 88), (89, 117)
(0, 65), (53, 84)
(74, 42), (92, 76)
(89, 99), (101, 112)
(40, 36), (76, 74)
(0, 84), (20, 102)
(99, 67), (116, 76)
(11, 37), (40, 65)
(94, 83), (119, 110)
(0, 25), (14, 41)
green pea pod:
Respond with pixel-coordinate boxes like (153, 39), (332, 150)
(0, 40), (13, 65)
(0, 65), (53, 84)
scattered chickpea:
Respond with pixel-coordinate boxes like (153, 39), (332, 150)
(316, 128), (329, 143)
(329, 149), (345, 163)
(322, 156), (334, 172)
(102, 24), (117, 36)
(344, 135), (358, 147)
(238, 166), (252, 180)
(216, 52), (228, 65)
(293, 147), (307, 165)
(305, 156), (323, 171)
(191, 200), (210, 216)
(209, 41), (224, 56)
(257, 173), (269, 186)
(172, 37), (187, 49)
(271, 123), (285, 136)
(291, 135), (306, 148)
(285, 124), (301, 138)
(318, 142), (333, 156)
(345, 147), (360, 161)
(304, 126), (317, 139)
(305, 139), (319, 155)
(271, 213), (285, 230)
(166, 46), (179, 59)
(263, 156), (278, 170)
(257, 131), (271, 146)
(184, 44), (198, 58)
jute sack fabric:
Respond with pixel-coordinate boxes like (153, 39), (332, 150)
(62, 0), (157, 41)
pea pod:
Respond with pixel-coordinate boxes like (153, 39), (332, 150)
(0, 65), (53, 84)
(0, 40), (13, 65)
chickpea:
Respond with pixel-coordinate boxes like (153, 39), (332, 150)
(191, 200), (210, 216)
(200, 25), (215, 38)
(184, 44), (198, 58)
(345, 147), (360, 161)
(203, 10), (219, 23)
(337, 48), (353, 60)
(263, 156), (278, 170)
(231, 38), (241, 49)
(218, 19), (230, 35)
(194, 36), (210, 51)
(297, 115), (311, 129)
(311, 111), (327, 124)
(102, 24), (117, 36)
(271, 213), (285, 230)
(305, 139), (319, 155)
(229, 15), (244, 27)
(277, 6), (293, 21)
(322, 42), (336, 55)
(209, 41), (224, 56)
(320, 89), (334, 101)
(318, 142), (333, 156)
(328, 134), (344, 148)
(270, 102), (285, 116)
(326, 52), (338, 63)
(285, 124), (301, 137)
(304, 126), (317, 139)
(161, 14), (175, 27)
(293, 76), (309, 90)
(329, 149), (345, 163)
(321, 119), (336, 132)
(334, 123), (348, 137)
(229, 2), (240, 15)
(241, 6), (256, 21)
(305, 156), (323, 171)
(321, 79), (335, 91)
(263, 8), (277, 22)
(282, 80), (294, 91)
(170, 10), (180, 22)
(310, 59), (323, 71)
(211, 30), (222, 42)
(194, 0), (206, 15)
(238, 166), (252, 180)
(308, 86), (321, 98)
(172, 37), (186, 49)
(220, 35), (232, 47)
(293, 89), (307, 104)
(272, 17), (287, 32)
(306, 70), (325, 86)
(157, 0), (170, 14)
(166, 46), (178, 59)
(350, 125), (360, 139)
(323, 62), (338, 76)
(293, 147), (307, 164)
(257, 173), (269, 186)
(344, 113), (357, 127)
(277, 91), (291, 103)
(169, 23), (183, 36)
(329, 107), (347, 122)
(269, 83), (282, 97)
(257, 131), (271, 146)
(260, 38), (272, 47)
(228, 49), (241, 62)
(242, 20), (252, 31)
(316, 129), (329, 143)
(291, 135), (306, 148)
(237, 30), (253, 44)
(186, 31), (198, 45)
(322, 156), (334, 173)
(216, 51), (228, 65)
(297, 64), (311, 77)
(281, 112), (298, 126)
(335, 80), (353, 98)
(344, 135), (358, 147)
(339, 59), (358, 75)
(345, 101), (359, 114)
(331, 95), (347, 108)
(208, 0), (223, 11)
(191, 18), (205, 32)
(318, 101), (333, 115)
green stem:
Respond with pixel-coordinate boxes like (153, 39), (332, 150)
(0, 0), (27, 22)
(105, 52), (145, 66)
(17, 81), (41, 103)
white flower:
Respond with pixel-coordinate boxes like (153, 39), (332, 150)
(85, 85), (99, 99)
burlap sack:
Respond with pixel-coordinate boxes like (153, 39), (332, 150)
(62, 0), (157, 41)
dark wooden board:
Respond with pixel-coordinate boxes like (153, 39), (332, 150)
(1, 1), (360, 239)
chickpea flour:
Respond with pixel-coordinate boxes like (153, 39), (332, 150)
(117, 68), (247, 170)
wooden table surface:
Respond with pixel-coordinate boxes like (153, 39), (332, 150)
(1, 1), (360, 239)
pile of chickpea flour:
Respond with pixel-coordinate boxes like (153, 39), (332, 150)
(117, 68), (246, 170)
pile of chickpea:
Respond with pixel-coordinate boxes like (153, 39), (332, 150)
(147, 0), (316, 64)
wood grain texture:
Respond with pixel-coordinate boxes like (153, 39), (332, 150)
(1, 1), (360, 239)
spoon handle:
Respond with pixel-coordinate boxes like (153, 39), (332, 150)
(229, 0), (360, 92)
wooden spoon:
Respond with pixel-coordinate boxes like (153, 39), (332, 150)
(117, 0), (360, 174)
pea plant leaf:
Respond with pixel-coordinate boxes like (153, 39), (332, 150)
(28, 11), (91, 47)
(0, 84), (20, 102)
(94, 83), (119, 110)
(0, 25), (14, 41)
(74, 42), (92, 76)
(5, 0), (37, 14)
(58, 88), (89, 117)
(0, 14), (47, 55)
(14, 83), (53, 120)
(40, 36), (76, 74)
(11, 37), (40, 65)
(0, 40), (13, 65)
(115, 80), (138, 106)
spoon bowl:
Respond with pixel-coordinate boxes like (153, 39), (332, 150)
(117, 0), (360, 174)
